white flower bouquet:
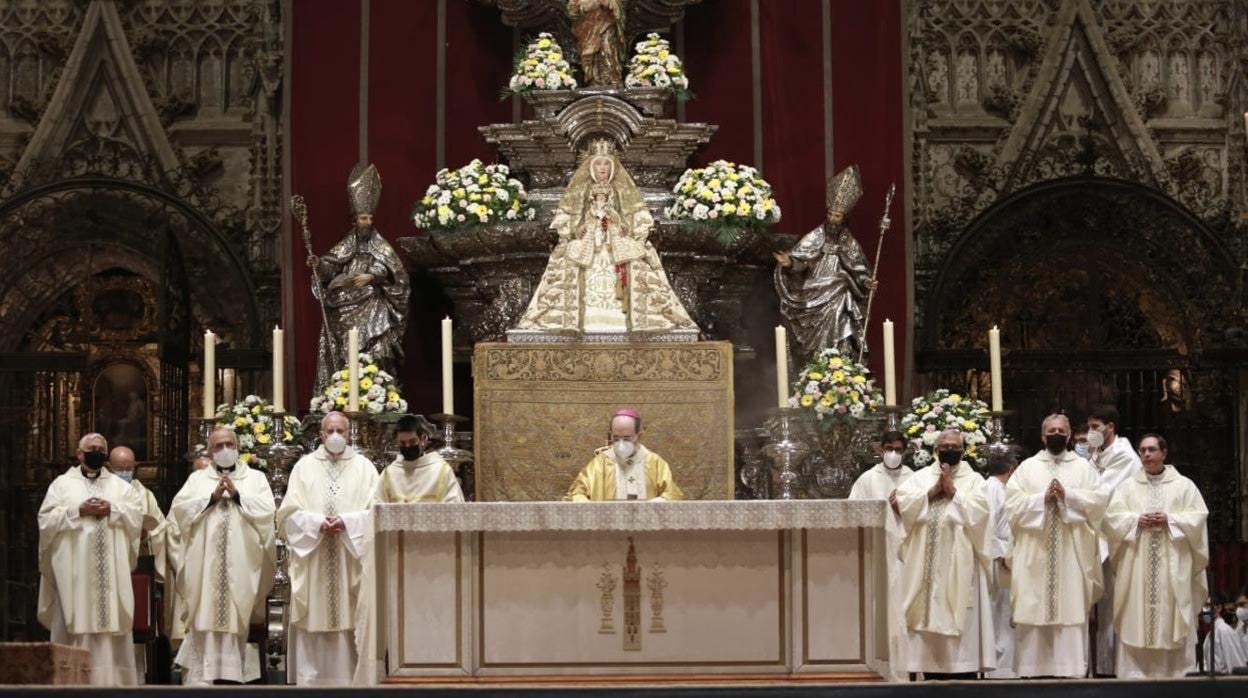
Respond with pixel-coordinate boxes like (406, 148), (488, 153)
(309, 352), (408, 416)
(208, 394), (302, 469)
(625, 33), (691, 99)
(900, 389), (992, 467)
(411, 159), (537, 232)
(506, 32), (577, 95)
(788, 348), (882, 430)
(665, 160), (782, 236)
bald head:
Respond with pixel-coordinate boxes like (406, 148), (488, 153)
(109, 446), (136, 473)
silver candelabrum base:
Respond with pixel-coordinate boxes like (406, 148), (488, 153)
(761, 408), (812, 500)
(431, 413), (475, 501)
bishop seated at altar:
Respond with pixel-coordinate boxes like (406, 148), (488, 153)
(564, 409), (683, 501)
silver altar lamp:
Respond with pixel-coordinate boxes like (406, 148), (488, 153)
(980, 409), (1018, 468)
(761, 408), (812, 500)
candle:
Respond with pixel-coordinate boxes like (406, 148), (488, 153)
(347, 327), (360, 412)
(882, 319), (897, 407)
(441, 317), (454, 415)
(202, 329), (215, 418)
(774, 325), (789, 409)
(222, 369), (236, 406)
(272, 326), (285, 413)
(988, 325), (1003, 412)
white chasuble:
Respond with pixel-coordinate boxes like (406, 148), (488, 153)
(895, 461), (995, 674)
(377, 453), (464, 503)
(169, 462), (277, 683)
(1104, 465), (1207, 678)
(276, 446), (378, 686)
(37, 466), (144, 686)
(848, 463), (913, 680)
(1006, 449), (1107, 677)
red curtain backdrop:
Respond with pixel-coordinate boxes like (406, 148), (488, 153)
(287, 0), (906, 416)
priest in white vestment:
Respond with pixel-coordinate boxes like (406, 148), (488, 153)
(895, 429), (995, 679)
(377, 415), (465, 503)
(848, 429), (913, 681)
(1203, 593), (1248, 673)
(37, 433), (144, 686)
(1086, 405), (1142, 675)
(1006, 414), (1107, 678)
(565, 409), (683, 501)
(983, 449), (1017, 679)
(170, 427), (276, 684)
(1103, 434), (1206, 678)
(276, 411), (379, 686)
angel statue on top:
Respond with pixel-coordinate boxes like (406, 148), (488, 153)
(514, 139), (698, 337)
(773, 165), (873, 364)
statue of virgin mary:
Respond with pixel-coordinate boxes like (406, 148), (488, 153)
(514, 140), (697, 337)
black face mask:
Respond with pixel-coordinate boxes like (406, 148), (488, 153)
(83, 450), (107, 470)
(1045, 434), (1068, 454)
(400, 445), (425, 461)
(937, 450), (962, 466)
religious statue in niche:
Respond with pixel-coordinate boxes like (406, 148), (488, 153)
(773, 165), (873, 364)
(569, 0), (626, 87)
(515, 139), (698, 337)
(305, 164), (410, 393)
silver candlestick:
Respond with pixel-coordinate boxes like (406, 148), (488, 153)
(761, 408), (812, 500)
(430, 413), (474, 500)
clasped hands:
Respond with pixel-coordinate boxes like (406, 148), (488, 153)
(78, 497), (111, 518)
(1044, 478), (1066, 506)
(927, 466), (957, 501)
(320, 516), (346, 534)
(1138, 511), (1170, 529)
(211, 477), (238, 505)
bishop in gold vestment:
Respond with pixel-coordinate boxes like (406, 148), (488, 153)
(565, 410), (683, 501)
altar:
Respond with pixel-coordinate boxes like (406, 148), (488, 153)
(372, 500), (889, 682)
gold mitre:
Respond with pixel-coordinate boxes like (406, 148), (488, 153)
(581, 138), (618, 161)
(348, 163), (382, 216)
(825, 164), (863, 215)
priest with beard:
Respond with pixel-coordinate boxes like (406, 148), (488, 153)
(848, 430), (913, 680)
(564, 409), (683, 501)
(277, 411), (379, 686)
(169, 427), (276, 685)
(37, 433), (144, 686)
(1006, 413), (1107, 678)
(894, 428), (995, 679)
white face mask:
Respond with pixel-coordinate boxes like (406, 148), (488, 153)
(115, 470), (134, 483)
(324, 432), (348, 455)
(213, 448), (238, 468)
(1073, 443), (1090, 459)
(1086, 428), (1105, 449)
(882, 451), (904, 469)
(1237, 607), (1248, 623)
(613, 439), (636, 462)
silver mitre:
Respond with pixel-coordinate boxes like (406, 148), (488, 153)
(825, 164), (863, 216)
(348, 163), (382, 216)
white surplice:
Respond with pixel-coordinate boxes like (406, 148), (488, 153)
(169, 461), (276, 684)
(984, 475), (1016, 679)
(895, 461), (995, 674)
(1203, 617), (1247, 673)
(1090, 435), (1142, 675)
(276, 445), (378, 686)
(1103, 465), (1206, 678)
(376, 452), (465, 503)
(37, 466), (144, 686)
(1006, 449), (1107, 678)
(848, 462), (913, 681)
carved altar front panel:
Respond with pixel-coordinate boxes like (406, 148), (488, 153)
(472, 341), (735, 501)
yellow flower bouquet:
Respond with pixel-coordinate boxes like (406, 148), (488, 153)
(411, 159), (537, 232)
(505, 32), (577, 96)
(900, 389), (991, 467)
(625, 33), (691, 100)
(788, 348), (881, 430)
(205, 394), (302, 469)
(309, 352), (408, 417)
(666, 160), (782, 240)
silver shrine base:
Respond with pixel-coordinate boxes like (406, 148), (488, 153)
(504, 328), (702, 344)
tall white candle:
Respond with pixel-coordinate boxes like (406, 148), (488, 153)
(202, 329), (216, 418)
(775, 325), (789, 409)
(441, 317), (454, 415)
(347, 327), (360, 412)
(222, 369), (236, 406)
(882, 319), (897, 407)
(272, 326), (285, 413)
(989, 325), (1003, 412)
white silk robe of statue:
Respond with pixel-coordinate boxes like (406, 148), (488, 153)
(895, 461), (995, 675)
(1006, 449), (1107, 678)
(847, 462), (913, 681)
(37, 467), (144, 686)
(276, 446), (379, 687)
(169, 463), (277, 684)
(1090, 435), (1142, 675)
(1104, 465), (1207, 678)
(985, 476), (1016, 679)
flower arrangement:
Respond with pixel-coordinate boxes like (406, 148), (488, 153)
(787, 348), (882, 429)
(900, 389), (992, 467)
(625, 33), (691, 99)
(665, 160), (782, 236)
(505, 32), (577, 95)
(411, 159), (537, 232)
(209, 395), (302, 469)
(309, 352), (408, 416)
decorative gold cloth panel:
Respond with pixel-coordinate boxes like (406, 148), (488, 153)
(473, 342), (734, 501)
(374, 500), (885, 532)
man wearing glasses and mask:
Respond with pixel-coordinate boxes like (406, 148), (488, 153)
(564, 409), (684, 501)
